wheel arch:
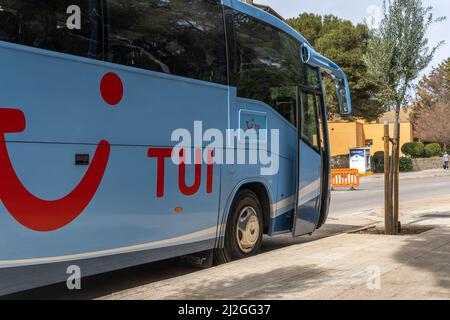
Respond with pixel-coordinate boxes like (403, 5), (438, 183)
(217, 179), (274, 249)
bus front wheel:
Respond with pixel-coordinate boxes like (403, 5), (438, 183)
(215, 189), (264, 264)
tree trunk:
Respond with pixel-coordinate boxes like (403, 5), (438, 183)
(389, 140), (395, 234)
(394, 112), (400, 235)
(384, 122), (392, 234)
(389, 106), (401, 235)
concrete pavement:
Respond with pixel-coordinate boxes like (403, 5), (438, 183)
(99, 170), (450, 300)
(101, 226), (450, 300)
(8, 169), (450, 300)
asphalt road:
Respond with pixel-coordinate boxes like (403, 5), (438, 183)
(6, 173), (450, 299)
(331, 174), (450, 215)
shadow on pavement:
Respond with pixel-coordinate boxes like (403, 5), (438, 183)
(261, 223), (360, 252)
(158, 265), (331, 300)
(4, 223), (360, 300)
(393, 227), (450, 292)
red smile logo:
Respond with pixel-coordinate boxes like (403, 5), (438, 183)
(0, 73), (122, 232)
(0, 108), (110, 232)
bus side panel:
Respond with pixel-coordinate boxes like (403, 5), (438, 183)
(0, 143), (221, 261)
(0, 44), (227, 273)
(0, 239), (214, 296)
(0, 43), (228, 146)
(217, 98), (297, 239)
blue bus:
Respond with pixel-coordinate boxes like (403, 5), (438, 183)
(0, 0), (351, 295)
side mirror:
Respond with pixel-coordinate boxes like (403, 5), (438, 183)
(335, 78), (352, 115)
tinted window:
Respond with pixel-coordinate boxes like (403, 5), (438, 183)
(316, 94), (325, 150)
(270, 86), (297, 126)
(228, 10), (320, 125)
(226, 9), (323, 126)
(0, 0), (102, 59)
(105, 0), (226, 84)
(301, 92), (320, 150)
(305, 66), (321, 89)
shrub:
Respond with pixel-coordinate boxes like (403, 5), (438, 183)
(422, 148), (431, 158)
(372, 151), (385, 173)
(399, 157), (413, 172)
(401, 142), (425, 158)
(373, 151), (385, 162)
(424, 143), (442, 158)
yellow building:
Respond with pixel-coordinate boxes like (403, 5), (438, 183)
(329, 110), (414, 157)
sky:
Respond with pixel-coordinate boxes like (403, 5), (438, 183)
(263, 0), (450, 78)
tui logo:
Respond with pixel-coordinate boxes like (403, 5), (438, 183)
(0, 72), (122, 232)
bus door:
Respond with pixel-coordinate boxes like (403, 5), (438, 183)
(293, 90), (323, 236)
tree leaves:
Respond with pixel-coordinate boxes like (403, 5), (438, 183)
(415, 58), (450, 108)
(364, 0), (445, 110)
(287, 13), (385, 122)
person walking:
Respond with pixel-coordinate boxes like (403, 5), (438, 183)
(444, 152), (449, 170)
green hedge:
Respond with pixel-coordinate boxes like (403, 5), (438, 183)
(371, 151), (385, 173)
(399, 157), (413, 172)
(424, 143), (442, 158)
(401, 142), (425, 158)
(371, 155), (412, 172)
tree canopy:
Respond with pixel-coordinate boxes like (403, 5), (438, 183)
(416, 58), (450, 108)
(364, 0), (444, 110)
(414, 103), (450, 150)
(287, 13), (385, 122)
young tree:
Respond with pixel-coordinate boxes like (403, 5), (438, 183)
(363, 0), (445, 234)
(414, 103), (450, 151)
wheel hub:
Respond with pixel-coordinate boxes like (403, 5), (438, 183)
(236, 206), (260, 254)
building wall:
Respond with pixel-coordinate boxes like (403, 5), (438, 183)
(329, 122), (361, 156)
(363, 123), (413, 156)
(329, 122), (413, 157)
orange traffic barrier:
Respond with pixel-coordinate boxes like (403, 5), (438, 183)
(331, 169), (360, 190)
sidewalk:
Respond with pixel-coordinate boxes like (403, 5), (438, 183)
(362, 168), (450, 182)
(98, 172), (450, 300)
(101, 201), (450, 300)
(101, 227), (450, 300)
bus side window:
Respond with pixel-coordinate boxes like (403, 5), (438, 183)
(0, 3), (20, 43)
(271, 87), (297, 126)
(0, 0), (102, 60)
(301, 92), (320, 150)
(226, 8), (303, 127)
(316, 94), (326, 150)
(104, 0), (227, 85)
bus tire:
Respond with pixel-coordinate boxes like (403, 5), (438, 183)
(215, 189), (264, 264)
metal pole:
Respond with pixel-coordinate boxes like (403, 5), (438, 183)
(384, 121), (391, 234)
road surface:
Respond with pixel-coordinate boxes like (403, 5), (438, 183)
(331, 174), (450, 215)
